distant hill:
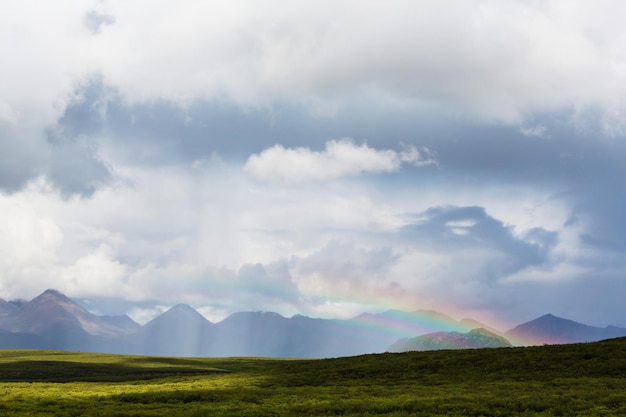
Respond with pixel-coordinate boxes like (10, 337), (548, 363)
(505, 313), (626, 345)
(388, 328), (512, 352)
(1, 289), (625, 357)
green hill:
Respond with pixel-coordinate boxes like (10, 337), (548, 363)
(0, 337), (625, 416)
(388, 327), (512, 352)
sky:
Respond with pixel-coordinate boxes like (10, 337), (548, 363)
(2, 0), (626, 329)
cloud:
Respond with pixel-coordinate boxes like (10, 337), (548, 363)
(46, 133), (112, 196)
(244, 139), (436, 183)
(2, 1), (626, 329)
(83, 5), (115, 34)
(400, 206), (558, 275)
(75, 1), (626, 129)
(0, 102), (18, 125)
(0, 189), (63, 296)
(0, 2), (102, 195)
(0, 126), (45, 192)
(0, 124), (110, 196)
(291, 240), (399, 297)
(10, 1), (621, 131)
(61, 244), (127, 297)
(3, 1), (626, 194)
(520, 125), (548, 137)
(0, 161), (620, 326)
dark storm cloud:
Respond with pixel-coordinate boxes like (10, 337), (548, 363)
(58, 79), (444, 165)
(559, 138), (626, 253)
(59, 79), (626, 254)
(39, 82), (115, 194)
(401, 206), (558, 279)
(62, 80), (617, 179)
(43, 78), (626, 257)
(0, 79), (111, 196)
(45, 128), (111, 196)
(388, 116), (626, 255)
(0, 121), (110, 196)
(501, 271), (626, 328)
(0, 126), (44, 192)
(59, 80), (301, 163)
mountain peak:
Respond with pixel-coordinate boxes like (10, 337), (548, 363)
(39, 289), (71, 300)
(2, 289), (138, 338)
(31, 289), (81, 309)
(526, 313), (585, 328)
(505, 313), (618, 345)
(29, 289), (85, 312)
(169, 303), (197, 313)
(225, 311), (286, 320)
(144, 303), (212, 328)
(137, 303), (214, 356)
(165, 304), (210, 319)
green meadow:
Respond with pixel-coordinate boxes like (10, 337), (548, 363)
(0, 338), (625, 416)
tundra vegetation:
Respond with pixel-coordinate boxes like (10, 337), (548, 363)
(0, 337), (624, 416)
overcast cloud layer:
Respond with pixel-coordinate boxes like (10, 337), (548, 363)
(2, 0), (626, 329)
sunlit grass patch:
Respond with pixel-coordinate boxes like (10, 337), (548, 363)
(0, 339), (625, 416)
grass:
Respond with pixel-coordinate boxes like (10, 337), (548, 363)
(0, 338), (625, 416)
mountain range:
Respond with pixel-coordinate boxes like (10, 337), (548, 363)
(0, 289), (625, 357)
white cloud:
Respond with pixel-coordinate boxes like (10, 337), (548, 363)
(0, 102), (17, 125)
(1, 0), (626, 328)
(79, 0), (626, 128)
(520, 125), (548, 137)
(244, 139), (436, 183)
(0, 153), (618, 326)
(127, 305), (169, 325)
(0, 189), (63, 297)
(2, 0), (626, 141)
(61, 244), (128, 297)
(0, 1), (95, 128)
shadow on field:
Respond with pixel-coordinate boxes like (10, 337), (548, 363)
(125, 356), (217, 367)
(0, 360), (227, 382)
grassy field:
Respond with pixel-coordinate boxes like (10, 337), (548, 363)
(0, 338), (625, 416)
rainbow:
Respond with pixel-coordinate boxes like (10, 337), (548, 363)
(349, 309), (474, 339)
(345, 306), (551, 346)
